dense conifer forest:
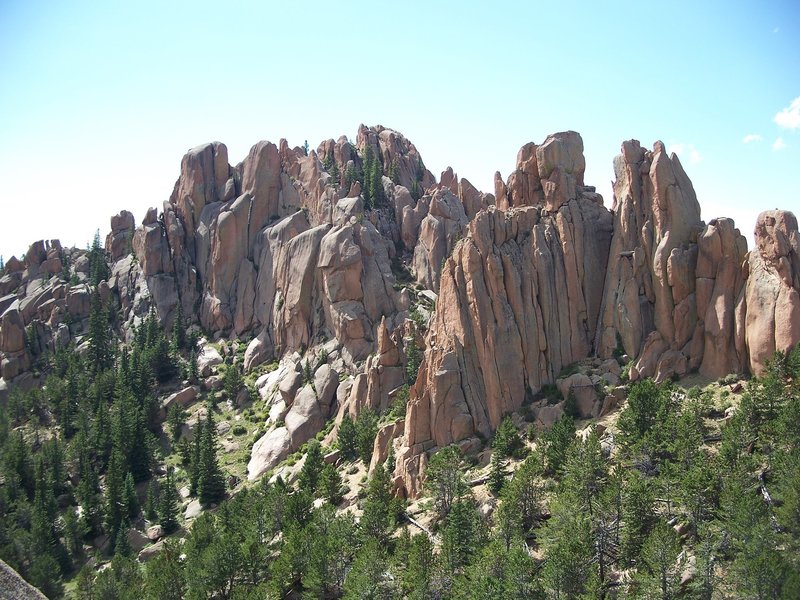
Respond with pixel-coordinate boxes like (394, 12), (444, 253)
(1, 254), (800, 599)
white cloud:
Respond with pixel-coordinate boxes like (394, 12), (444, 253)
(742, 134), (763, 144)
(774, 96), (800, 130)
(773, 137), (787, 151)
(667, 142), (703, 165)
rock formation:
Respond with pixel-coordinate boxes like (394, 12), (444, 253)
(745, 210), (800, 374)
(396, 132), (613, 496)
(1, 125), (798, 500)
(595, 140), (750, 382)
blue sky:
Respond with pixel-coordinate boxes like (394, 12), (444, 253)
(0, 0), (798, 260)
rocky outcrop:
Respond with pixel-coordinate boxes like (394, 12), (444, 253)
(412, 188), (469, 291)
(106, 210), (135, 260)
(0, 559), (47, 600)
(495, 131), (588, 212)
(396, 136), (613, 495)
(745, 210), (800, 374)
(3, 124), (799, 506)
(596, 140), (703, 376)
(696, 218), (749, 378)
(594, 140), (755, 382)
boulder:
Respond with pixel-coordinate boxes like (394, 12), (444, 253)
(160, 385), (199, 418)
(184, 499), (203, 519)
(197, 345), (223, 377)
(0, 305), (25, 353)
(138, 539), (166, 562)
(146, 525), (164, 541)
(247, 426), (292, 480)
(127, 528), (150, 554)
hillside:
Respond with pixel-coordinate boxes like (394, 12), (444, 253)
(0, 126), (798, 598)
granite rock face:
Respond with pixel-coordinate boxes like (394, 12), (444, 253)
(745, 210), (800, 375)
(2, 126), (799, 501)
(396, 136), (613, 495)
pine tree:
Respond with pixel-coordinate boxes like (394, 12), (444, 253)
(198, 413), (225, 506)
(114, 520), (133, 557)
(189, 417), (203, 496)
(171, 302), (185, 351)
(343, 538), (394, 599)
(370, 157), (385, 206)
(389, 157), (401, 184)
(541, 413), (575, 475)
(403, 533), (434, 599)
(488, 448), (506, 495)
(144, 539), (186, 600)
(426, 445), (467, 519)
(159, 468), (180, 534)
(123, 472), (140, 520)
(440, 499), (486, 574)
(321, 463), (343, 505)
(167, 402), (186, 442)
(88, 229), (110, 286)
(493, 414), (523, 458)
(355, 410), (378, 465)
(105, 450), (126, 540)
(344, 163), (357, 191)
(405, 337), (421, 385)
(329, 161), (340, 186)
(362, 146), (375, 208)
(189, 348), (199, 383)
(88, 288), (112, 374)
(145, 480), (159, 521)
(338, 413), (357, 460)
(223, 364), (243, 402)
(360, 465), (393, 544)
(299, 439), (324, 494)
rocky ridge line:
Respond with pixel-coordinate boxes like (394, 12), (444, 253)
(0, 127), (798, 498)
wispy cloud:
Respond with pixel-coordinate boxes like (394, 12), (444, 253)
(773, 137), (787, 151)
(668, 142), (703, 165)
(775, 97), (800, 130)
(742, 134), (763, 144)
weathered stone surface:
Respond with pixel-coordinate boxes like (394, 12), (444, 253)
(197, 345), (223, 377)
(106, 210), (135, 260)
(0, 558), (47, 599)
(160, 385), (199, 418)
(557, 372), (597, 418)
(138, 539), (165, 562)
(184, 499), (203, 519)
(286, 386), (325, 447)
(247, 426), (292, 480)
(0, 305), (25, 353)
(146, 525), (164, 541)
(696, 218), (748, 378)
(597, 140), (704, 381)
(369, 418), (404, 475)
(746, 210), (800, 374)
(412, 188), (469, 290)
(397, 137), (613, 495)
